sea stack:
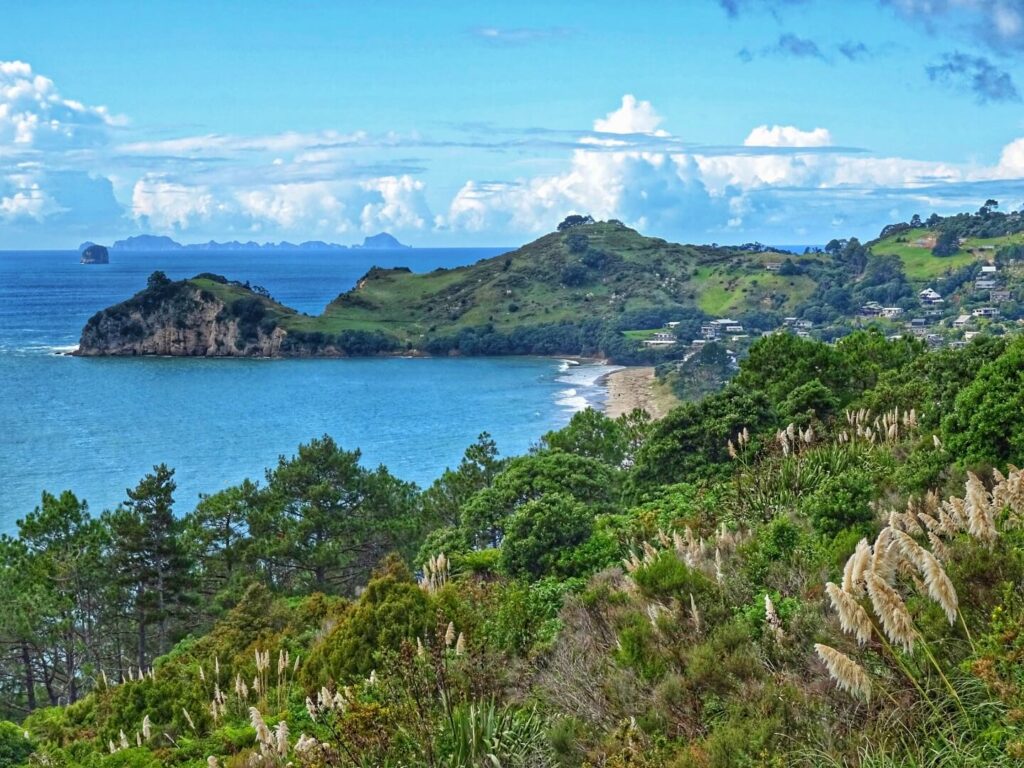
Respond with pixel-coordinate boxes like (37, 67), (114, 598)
(80, 244), (110, 264)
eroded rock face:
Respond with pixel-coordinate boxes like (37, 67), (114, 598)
(80, 245), (110, 264)
(76, 284), (288, 357)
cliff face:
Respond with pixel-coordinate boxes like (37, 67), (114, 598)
(80, 244), (109, 264)
(76, 283), (289, 357)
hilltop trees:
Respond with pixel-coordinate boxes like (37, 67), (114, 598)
(942, 335), (1024, 466)
(106, 465), (191, 668)
(248, 436), (420, 594)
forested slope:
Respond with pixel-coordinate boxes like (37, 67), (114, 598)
(5, 331), (1024, 766)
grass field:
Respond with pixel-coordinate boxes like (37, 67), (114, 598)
(694, 270), (815, 315)
(871, 228), (1023, 281)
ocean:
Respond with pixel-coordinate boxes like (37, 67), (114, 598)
(0, 248), (616, 532)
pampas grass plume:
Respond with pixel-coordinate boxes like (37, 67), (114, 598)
(825, 582), (872, 646)
(865, 572), (916, 652)
(814, 644), (871, 702)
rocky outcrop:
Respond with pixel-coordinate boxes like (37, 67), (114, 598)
(76, 282), (288, 357)
(80, 244), (109, 264)
(75, 276), (403, 357)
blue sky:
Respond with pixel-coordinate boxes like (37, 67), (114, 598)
(4, 0), (1024, 248)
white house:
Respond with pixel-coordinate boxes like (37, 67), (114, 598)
(918, 288), (943, 305)
(643, 332), (677, 347)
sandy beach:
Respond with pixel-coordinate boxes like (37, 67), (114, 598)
(602, 366), (674, 419)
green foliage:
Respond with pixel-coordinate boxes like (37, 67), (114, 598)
(0, 721), (34, 767)
(800, 467), (876, 537)
(630, 385), (773, 490)
(943, 335), (1024, 467)
(248, 435), (421, 593)
(461, 450), (618, 548)
(10, 330), (1024, 768)
(500, 494), (594, 580)
(437, 701), (555, 768)
(778, 378), (840, 425)
(541, 408), (627, 466)
(302, 557), (432, 682)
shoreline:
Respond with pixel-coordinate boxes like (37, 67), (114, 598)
(599, 366), (674, 420)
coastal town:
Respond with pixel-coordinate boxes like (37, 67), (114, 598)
(642, 248), (1023, 358)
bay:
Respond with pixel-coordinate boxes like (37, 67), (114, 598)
(0, 248), (614, 530)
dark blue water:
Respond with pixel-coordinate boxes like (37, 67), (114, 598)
(0, 249), (614, 531)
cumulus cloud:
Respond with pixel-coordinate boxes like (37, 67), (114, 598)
(744, 124), (833, 147)
(441, 95), (1024, 242)
(593, 95), (667, 136)
(131, 176), (218, 230)
(0, 60), (120, 151)
(925, 51), (1021, 103)
(360, 175), (431, 231)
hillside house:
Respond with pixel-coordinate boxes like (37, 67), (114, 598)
(992, 289), (1011, 303)
(860, 302), (883, 317)
(918, 288), (944, 305)
(954, 314), (971, 328)
(881, 307), (904, 318)
(643, 332), (677, 347)
(972, 307), (999, 318)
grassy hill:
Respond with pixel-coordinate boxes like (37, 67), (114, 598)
(307, 220), (810, 343)
(82, 220), (830, 359)
(80, 208), (1024, 360)
(869, 227), (1024, 280)
(867, 203), (1024, 281)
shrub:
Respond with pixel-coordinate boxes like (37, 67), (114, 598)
(801, 468), (876, 537)
(0, 721), (34, 767)
(501, 494), (594, 580)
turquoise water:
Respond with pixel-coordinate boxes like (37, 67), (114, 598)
(0, 249), (614, 531)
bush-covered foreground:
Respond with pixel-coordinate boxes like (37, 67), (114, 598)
(3, 330), (1024, 767)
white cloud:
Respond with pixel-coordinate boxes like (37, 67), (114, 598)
(744, 124), (832, 147)
(234, 182), (346, 232)
(593, 94), (668, 135)
(0, 60), (119, 151)
(360, 175), (430, 231)
(131, 176), (217, 230)
(0, 182), (53, 220)
(443, 95), (1024, 241)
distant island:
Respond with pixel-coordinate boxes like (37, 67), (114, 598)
(358, 232), (410, 249)
(105, 232), (410, 252)
(78, 243), (109, 264)
(75, 207), (1024, 360)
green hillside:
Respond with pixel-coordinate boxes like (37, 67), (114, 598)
(6, 332), (1024, 767)
(79, 207), (1024, 361)
(307, 219), (811, 342)
(867, 202), (1024, 281)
